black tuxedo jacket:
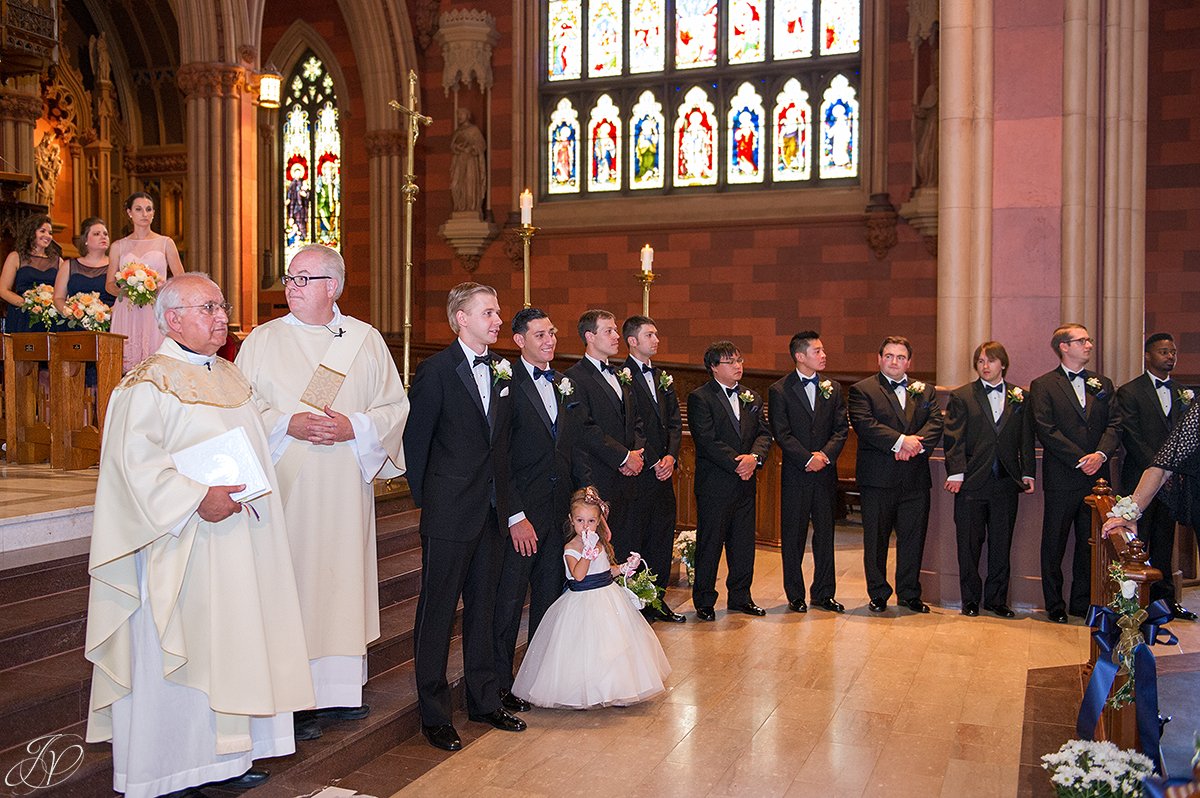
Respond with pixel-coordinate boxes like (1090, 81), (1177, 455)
(1029, 367), (1120, 492)
(687, 380), (772, 502)
(506, 361), (575, 533)
(623, 356), (682, 470)
(848, 374), (944, 490)
(562, 357), (644, 492)
(943, 381), (1035, 493)
(403, 343), (512, 540)
(768, 371), (848, 487)
(1117, 373), (1187, 488)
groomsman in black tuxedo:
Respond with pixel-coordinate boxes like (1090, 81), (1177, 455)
(492, 308), (577, 716)
(768, 331), (849, 614)
(1116, 333), (1196, 620)
(1029, 324), (1120, 623)
(687, 341), (773, 621)
(942, 341), (1036, 619)
(563, 309), (644, 557)
(403, 283), (525, 751)
(621, 315), (687, 623)
(848, 336), (944, 614)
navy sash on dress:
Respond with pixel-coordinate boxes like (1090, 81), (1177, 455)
(566, 571), (613, 592)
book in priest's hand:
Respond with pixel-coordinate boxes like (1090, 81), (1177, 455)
(171, 427), (272, 503)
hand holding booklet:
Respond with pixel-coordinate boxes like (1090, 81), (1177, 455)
(171, 427), (272, 503)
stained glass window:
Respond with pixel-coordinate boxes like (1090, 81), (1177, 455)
(774, 0), (814, 60)
(819, 74), (858, 178)
(282, 52), (341, 265)
(728, 1), (765, 65)
(727, 83), (764, 184)
(821, 0), (861, 55)
(548, 0), (582, 81)
(629, 91), (665, 190)
(588, 95), (621, 191)
(773, 78), (812, 182)
(675, 0), (718, 70)
(674, 86), (717, 186)
(588, 0), (622, 77)
(629, 0), (665, 75)
(547, 98), (580, 194)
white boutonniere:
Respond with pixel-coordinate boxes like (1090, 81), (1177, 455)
(818, 379), (834, 399)
(557, 377), (574, 396)
(906, 380), (926, 398)
(616, 367), (633, 385)
(1086, 376), (1103, 393)
(1007, 386), (1025, 404)
(1179, 388), (1194, 406)
(491, 358), (512, 383)
(658, 371), (674, 392)
(738, 389), (754, 405)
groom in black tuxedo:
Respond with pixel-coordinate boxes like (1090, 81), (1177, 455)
(492, 307), (581, 715)
(1116, 333), (1195, 620)
(1029, 324), (1120, 623)
(403, 283), (525, 751)
(768, 331), (848, 614)
(621, 315), (687, 623)
(563, 309), (644, 557)
(687, 341), (773, 621)
(942, 341), (1035, 619)
(848, 336), (944, 614)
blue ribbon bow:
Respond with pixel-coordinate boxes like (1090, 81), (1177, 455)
(1076, 600), (1177, 772)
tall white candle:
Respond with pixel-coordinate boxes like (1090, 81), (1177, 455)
(520, 189), (533, 225)
(640, 244), (653, 273)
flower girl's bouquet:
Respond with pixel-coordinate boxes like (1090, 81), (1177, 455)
(615, 552), (665, 613)
(115, 262), (162, 306)
(20, 283), (59, 329)
(1041, 739), (1153, 798)
(63, 291), (112, 331)
(673, 529), (697, 585)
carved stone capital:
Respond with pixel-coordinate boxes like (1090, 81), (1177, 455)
(501, 224), (524, 270)
(177, 63), (247, 100)
(435, 9), (499, 95)
(124, 152), (188, 175)
(898, 186), (939, 257)
(0, 90), (42, 123)
(364, 129), (408, 158)
(439, 212), (498, 273)
(864, 193), (898, 261)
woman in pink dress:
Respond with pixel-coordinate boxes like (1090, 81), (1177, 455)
(105, 192), (184, 372)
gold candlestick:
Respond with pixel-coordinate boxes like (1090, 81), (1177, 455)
(636, 270), (656, 316)
(517, 223), (538, 308)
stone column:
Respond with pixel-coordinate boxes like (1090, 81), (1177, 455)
(0, 78), (44, 199)
(177, 62), (259, 329)
(365, 130), (406, 332)
(83, 77), (117, 225)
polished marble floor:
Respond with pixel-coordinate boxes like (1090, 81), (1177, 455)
(0, 462), (97, 521)
(378, 535), (1200, 798)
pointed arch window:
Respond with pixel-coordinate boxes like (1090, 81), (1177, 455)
(282, 52), (342, 265)
(538, 0), (861, 198)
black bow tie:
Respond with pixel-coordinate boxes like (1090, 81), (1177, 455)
(472, 353), (491, 368)
(640, 363), (654, 374)
(599, 361), (614, 374)
(533, 366), (556, 382)
(800, 376), (818, 387)
(888, 379), (908, 391)
(983, 383), (1004, 394)
(1066, 369), (1087, 381)
(725, 386), (739, 397)
(1154, 378), (1170, 390)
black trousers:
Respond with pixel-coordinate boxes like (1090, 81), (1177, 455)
(860, 486), (930, 604)
(1040, 488), (1093, 616)
(491, 521), (564, 691)
(413, 512), (502, 727)
(1138, 497), (1177, 604)
(625, 472), (678, 597)
(780, 477), (838, 603)
(692, 492), (757, 609)
(953, 479), (1019, 606)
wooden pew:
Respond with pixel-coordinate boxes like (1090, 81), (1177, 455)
(50, 332), (123, 469)
(0, 333), (7, 457)
(2, 332), (52, 463)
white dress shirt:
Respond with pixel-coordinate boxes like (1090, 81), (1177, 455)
(1149, 372), (1172, 416)
(523, 357), (558, 423)
(459, 338), (491, 414)
(717, 379), (740, 422)
(1062, 365), (1087, 408)
(631, 355), (657, 403)
(586, 353), (623, 399)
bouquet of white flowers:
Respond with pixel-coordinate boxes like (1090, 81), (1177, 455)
(615, 553), (664, 613)
(1041, 739), (1153, 798)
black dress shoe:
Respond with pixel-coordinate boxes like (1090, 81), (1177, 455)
(985, 603), (1016, 618)
(312, 704), (371, 720)
(962, 602), (979, 617)
(499, 689), (531, 713)
(814, 598), (845, 613)
(900, 598), (931, 614)
(469, 708), (527, 732)
(211, 768), (270, 790)
(696, 606), (716, 621)
(729, 602), (766, 616)
(640, 606), (658, 623)
(1171, 603), (1198, 621)
(788, 599), (808, 613)
(1047, 611), (1068, 624)
(422, 723), (462, 751)
(867, 598), (887, 613)
(658, 608), (687, 623)
(294, 716), (322, 741)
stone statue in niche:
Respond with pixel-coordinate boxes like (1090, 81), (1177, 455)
(33, 132), (63, 210)
(89, 33), (112, 84)
(450, 108), (486, 217)
(913, 58), (939, 188)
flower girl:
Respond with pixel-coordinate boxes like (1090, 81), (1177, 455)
(512, 486), (671, 709)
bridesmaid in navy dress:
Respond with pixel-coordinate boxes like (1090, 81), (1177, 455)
(53, 217), (114, 317)
(1, 214), (64, 332)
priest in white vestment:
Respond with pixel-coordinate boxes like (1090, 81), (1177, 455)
(236, 244), (408, 740)
(85, 274), (314, 797)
